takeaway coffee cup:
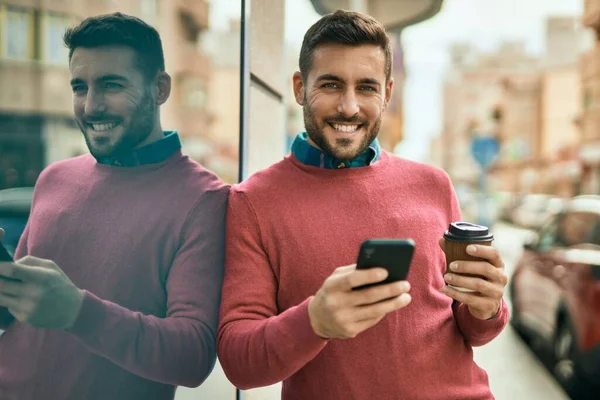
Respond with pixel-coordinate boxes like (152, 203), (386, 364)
(443, 222), (494, 293)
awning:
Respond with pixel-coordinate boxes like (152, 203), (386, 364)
(309, 0), (444, 31)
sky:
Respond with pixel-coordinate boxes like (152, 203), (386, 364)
(210, 0), (585, 162)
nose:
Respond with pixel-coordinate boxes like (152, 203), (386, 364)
(84, 89), (107, 116)
(337, 88), (360, 118)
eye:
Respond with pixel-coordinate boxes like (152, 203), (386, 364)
(71, 85), (87, 93)
(322, 82), (339, 89)
(104, 82), (123, 89)
(359, 86), (376, 92)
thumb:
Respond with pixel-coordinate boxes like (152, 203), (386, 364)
(0, 228), (4, 242)
(438, 237), (445, 251)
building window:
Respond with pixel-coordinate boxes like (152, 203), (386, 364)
(180, 11), (201, 45)
(44, 13), (71, 65)
(1, 6), (34, 60)
(185, 82), (208, 109)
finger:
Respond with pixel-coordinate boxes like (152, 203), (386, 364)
(329, 264), (358, 279)
(0, 293), (21, 311)
(443, 274), (503, 298)
(438, 237), (445, 251)
(0, 228), (4, 242)
(330, 267), (388, 291)
(349, 280), (411, 306)
(353, 293), (412, 321)
(348, 317), (383, 336)
(0, 277), (25, 296)
(448, 261), (507, 285)
(466, 245), (504, 269)
(17, 256), (55, 270)
(0, 262), (44, 282)
(442, 285), (498, 310)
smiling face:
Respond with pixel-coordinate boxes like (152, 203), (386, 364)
(69, 45), (169, 159)
(293, 43), (393, 161)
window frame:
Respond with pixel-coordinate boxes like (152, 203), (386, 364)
(0, 4), (35, 61)
(40, 10), (73, 66)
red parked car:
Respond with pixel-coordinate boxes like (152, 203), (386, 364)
(510, 195), (600, 398)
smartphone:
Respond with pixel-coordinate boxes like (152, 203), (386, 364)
(0, 242), (13, 262)
(354, 239), (415, 290)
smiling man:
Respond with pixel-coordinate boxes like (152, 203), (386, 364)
(217, 10), (509, 400)
(0, 13), (229, 400)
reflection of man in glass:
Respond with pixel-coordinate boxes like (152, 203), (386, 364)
(0, 13), (228, 399)
(218, 10), (508, 400)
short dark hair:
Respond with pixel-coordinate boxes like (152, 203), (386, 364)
(299, 10), (392, 82)
(63, 12), (165, 80)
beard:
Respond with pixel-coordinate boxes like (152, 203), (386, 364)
(303, 100), (382, 161)
(78, 90), (156, 159)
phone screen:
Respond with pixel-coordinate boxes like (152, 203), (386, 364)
(354, 239), (415, 289)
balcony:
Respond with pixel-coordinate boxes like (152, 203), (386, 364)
(583, 0), (600, 31)
(309, 0), (443, 31)
(173, 44), (211, 81)
(177, 0), (209, 31)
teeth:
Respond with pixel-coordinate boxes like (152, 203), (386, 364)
(92, 122), (118, 131)
(332, 124), (359, 133)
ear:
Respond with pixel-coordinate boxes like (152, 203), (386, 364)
(383, 77), (394, 111)
(155, 72), (171, 106)
(292, 71), (305, 106)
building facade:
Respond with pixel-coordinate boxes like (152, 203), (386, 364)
(440, 42), (539, 190)
(440, 14), (593, 197)
(581, 0), (600, 194)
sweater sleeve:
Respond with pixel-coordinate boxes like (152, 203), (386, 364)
(217, 188), (328, 390)
(453, 299), (509, 347)
(0, 223), (29, 329)
(443, 172), (509, 346)
(66, 186), (229, 388)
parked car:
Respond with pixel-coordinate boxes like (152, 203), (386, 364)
(509, 195), (600, 398)
(499, 192), (523, 223)
(0, 187), (33, 257)
(511, 194), (565, 231)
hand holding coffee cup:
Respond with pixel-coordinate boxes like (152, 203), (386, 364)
(439, 222), (508, 320)
(443, 222), (494, 292)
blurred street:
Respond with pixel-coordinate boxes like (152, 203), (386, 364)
(473, 222), (568, 400)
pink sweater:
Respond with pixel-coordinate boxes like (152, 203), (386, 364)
(0, 152), (229, 399)
(218, 152), (508, 400)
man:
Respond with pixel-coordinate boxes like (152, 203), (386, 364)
(0, 13), (228, 400)
(218, 10), (508, 400)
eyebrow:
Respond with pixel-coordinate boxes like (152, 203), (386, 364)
(70, 74), (130, 86)
(315, 74), (381, 87)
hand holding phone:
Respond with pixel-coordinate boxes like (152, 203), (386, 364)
(307, 239), (415, 340)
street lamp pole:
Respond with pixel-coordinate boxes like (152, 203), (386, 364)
(470, 134), (500, 228)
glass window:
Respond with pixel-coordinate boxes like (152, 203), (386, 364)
(556, 212), (600, 247)
(0, 0), (243, 397)
(536, 217), (559, 252)
(45, 13), (71, 65)
(3, 6), (32, 60)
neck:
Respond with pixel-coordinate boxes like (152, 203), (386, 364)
(135, 124), (164, 149)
